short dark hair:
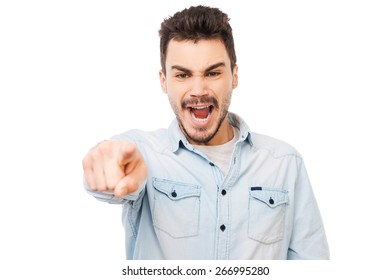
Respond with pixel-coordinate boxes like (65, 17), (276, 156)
(159, 5), (236, 75)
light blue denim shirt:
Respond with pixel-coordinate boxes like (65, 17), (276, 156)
(85, 113), (329, 259)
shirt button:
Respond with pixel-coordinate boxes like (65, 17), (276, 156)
(220, 224), (226, 232)
(221, 189), (227, 196)
(171, 191), (177, 198)
(269, 197), (274, 205)
(209, 162), (215, 166)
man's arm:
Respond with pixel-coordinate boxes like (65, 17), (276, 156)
(288, 158), (330, 260)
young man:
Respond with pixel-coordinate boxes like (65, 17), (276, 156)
(82, 6), (329, 260)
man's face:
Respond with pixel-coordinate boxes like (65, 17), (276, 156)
(160, 39), (238, 145)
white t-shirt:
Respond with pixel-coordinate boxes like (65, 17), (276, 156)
(193, 126), (240, 175)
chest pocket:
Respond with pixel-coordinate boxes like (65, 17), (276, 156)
(248, 187), (288, 244)
(152, 178), (201, 238)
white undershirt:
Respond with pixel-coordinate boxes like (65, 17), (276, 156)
(193, 126), (240, 175)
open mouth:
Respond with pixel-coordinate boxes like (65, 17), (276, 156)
(188, 105), (214, 123)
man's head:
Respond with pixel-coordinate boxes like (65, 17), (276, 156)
(159, 5), (236, 76)
(159, 6), (238, 146)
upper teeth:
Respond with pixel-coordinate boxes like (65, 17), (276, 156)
(191, 106), (208, 109)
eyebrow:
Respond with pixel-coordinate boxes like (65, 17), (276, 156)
(171, 62), (226, 74)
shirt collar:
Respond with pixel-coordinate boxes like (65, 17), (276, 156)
(168, 112), (253, 153)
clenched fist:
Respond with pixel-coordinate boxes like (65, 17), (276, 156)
(82, 140), (147, 198)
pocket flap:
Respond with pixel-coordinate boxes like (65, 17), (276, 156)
(250, 187), (288, 208)
(153, 178), (201, 200)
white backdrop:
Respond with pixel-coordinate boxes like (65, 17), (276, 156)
(1, 0), (389, 279)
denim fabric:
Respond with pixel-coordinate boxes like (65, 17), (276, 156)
(85, 113), (329, 259)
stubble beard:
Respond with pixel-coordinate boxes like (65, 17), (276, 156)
(169, 93), (232, 145)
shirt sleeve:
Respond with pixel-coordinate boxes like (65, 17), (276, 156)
(287, 158), (330, 260)
(83, 177), (147, 204)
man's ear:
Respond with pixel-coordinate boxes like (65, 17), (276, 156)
(159, 70), (167, 93)
(232, 65), (238, 89)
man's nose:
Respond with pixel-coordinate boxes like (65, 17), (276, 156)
(190, 76), (208, 97)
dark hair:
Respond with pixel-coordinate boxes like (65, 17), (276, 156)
(159, 5), (236, 75)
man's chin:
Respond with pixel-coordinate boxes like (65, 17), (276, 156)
(177, 112), (225, 144)
(181, 125), (216, 145)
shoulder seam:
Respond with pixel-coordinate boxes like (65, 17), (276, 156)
(252, 145), (302, 160)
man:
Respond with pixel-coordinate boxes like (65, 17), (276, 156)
(82, 5), (329, 260)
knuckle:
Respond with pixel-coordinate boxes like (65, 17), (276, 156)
(82, 156), (91, 169)
(98, 141), (111, 154)
(88, 183), (97, 191)
(89, 147), (101, 160)
(96, 184), (107, 192)
(106, 182), (116, 190)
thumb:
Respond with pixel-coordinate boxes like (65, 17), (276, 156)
(114, 174), (141, 198)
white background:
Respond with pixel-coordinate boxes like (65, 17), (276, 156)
(1, 0), (389, 279)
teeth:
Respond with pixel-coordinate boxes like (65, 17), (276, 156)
(190, 106), (209, 109)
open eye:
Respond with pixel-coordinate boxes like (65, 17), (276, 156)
(175, 73), (190, 79)
(206, 71), (221, 77)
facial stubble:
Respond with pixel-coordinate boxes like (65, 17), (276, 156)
(169, 93), (232, 145)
